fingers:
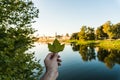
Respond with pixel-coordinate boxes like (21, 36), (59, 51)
(46, 53), (60, 60)
(45, 53), (54, 61)
(52, 53), (62, 66)
(58, 55), (60, 58)
(57, 58), (62, 62)
(57, 57), (62, 66)
(45, 53), (62, 66)
(45, 53), (52, 60)
(58, 62), (61, 66)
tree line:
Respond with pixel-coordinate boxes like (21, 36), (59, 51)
(70, 21), (120, 40)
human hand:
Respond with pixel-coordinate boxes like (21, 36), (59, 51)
(41, 53), (61, 80)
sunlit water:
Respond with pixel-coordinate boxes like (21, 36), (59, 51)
(30, 43), (120, 80)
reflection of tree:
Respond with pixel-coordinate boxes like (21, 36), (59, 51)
(79, 45), (95, 61)
(79, 45), (88, 61)
(71, 43), (80, 51)
(71, 44), (96, 61)
(97, 48), (120, 69)
(97, 48), (110, 62)
(88, 45), (96, 60)
(71, 43), (120, 69)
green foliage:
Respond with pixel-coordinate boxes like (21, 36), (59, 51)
(78, 26), (87, 40)
(48, 39), (65, 53)
(77, 40), (96, 45)
(102, 21), (114, 39)
(96, 21), (120, 39)
(78, 26), (95, 40)
(0, 0), (42, 80)
(86, 27), (95, 40)
(70, 32), (79, 40)
(112, 23), (120, 39)
(96, 25), (108, 40)
(71, 21), (120, 40)
(97, 40), (120, 50)
(0, 0), (39, 27)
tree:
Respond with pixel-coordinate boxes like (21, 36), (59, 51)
(78, 26), (87, 40)
(0, 0), (42, 80)
(102, 21), (114, 39)
(96, 25), (108, 40)
(70, 32), (79, 40)
(78, 26), (95, 40)
(86, 27), (95, 40)
(112, 23), (120, 39)
(65, 33), (69, 37)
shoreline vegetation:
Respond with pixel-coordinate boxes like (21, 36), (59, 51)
(36, 38), (70, 44)
(36, 38), (120, 50)
(69, 39), (120, 50)
(36, 20), (120, 50)
(35, 35), (70, 44)
(36, 38), (120, 49)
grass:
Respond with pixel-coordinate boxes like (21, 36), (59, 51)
(97, 40), (120, 50)
(69, 40), (96, 45)
(77, 40), (96, 45)
(69, 39), (120, 50)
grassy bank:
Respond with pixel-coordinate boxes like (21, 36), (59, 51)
(97, 40), (120, 50)
(69, 39), (120, 50)
(37, 39), (70, 44)
(69, 40), (96, 45)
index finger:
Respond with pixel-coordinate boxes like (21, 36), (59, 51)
(45, 53), (54, 60)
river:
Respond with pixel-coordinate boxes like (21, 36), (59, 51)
(30, 43), (120, 80)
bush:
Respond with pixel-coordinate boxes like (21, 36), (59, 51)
(0, 0), (42, 79)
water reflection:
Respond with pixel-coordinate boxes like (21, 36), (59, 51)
(71, 43), (120, 69)
(97, 48), (120, 69)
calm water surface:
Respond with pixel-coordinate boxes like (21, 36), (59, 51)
(31, 43), (120, 80)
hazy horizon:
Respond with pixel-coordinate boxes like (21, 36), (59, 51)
(32, 0), (120, 36)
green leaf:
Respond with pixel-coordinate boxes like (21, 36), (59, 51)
(48, 39), (65, 53)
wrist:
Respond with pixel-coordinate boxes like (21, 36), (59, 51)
(41, 70), (58, 80)
(46, 70), (58, 79)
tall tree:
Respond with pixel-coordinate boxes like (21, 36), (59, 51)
(112, 23), (120, 39)
(96, 25), (108, 40)
(0, 0), (42, 80)
(78, 26), (87, 40)
(86, 27), (95, 40)
(102, 21), (114, 39)
(78, 26), (95, 40)
(70, 32), (79, 40)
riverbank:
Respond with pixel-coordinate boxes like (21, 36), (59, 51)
(36, 39), (70, 44)
(97, 40), (120, 50)
(68, 40), (96, 45)
(36, 38), (120, 50)
(69, 39), (120, 50)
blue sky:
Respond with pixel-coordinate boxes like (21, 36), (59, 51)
(32, 0), (120, 36)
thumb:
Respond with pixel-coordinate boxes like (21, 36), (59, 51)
(52, 53), (58, 60)
(45, 53), (54, 60)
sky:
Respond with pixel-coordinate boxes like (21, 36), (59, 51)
(32, 0), (120, 36)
